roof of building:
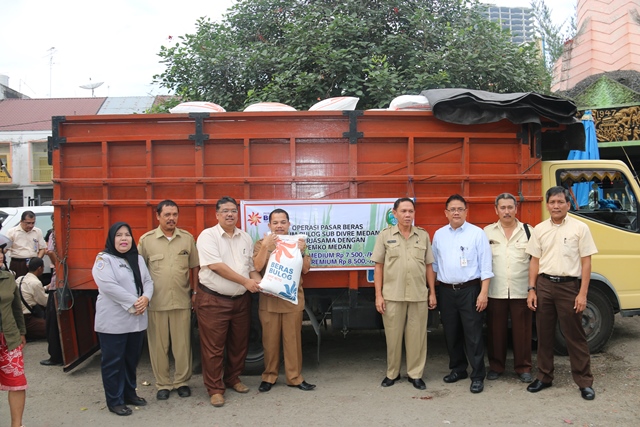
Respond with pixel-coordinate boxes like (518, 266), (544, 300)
(0, 97), (106, 131)
(555, 70), (640, 108)
(97, 96), (155, 115)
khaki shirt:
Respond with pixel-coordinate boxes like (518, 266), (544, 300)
(138, 227), (199, 311)
(370, 225), (434, 302)
(7, 225), (46, 258)
(484, 220), (531, 299)
(197, 224), (256, 297)
(526, 216), (598, 277)
(253, 239), (305, 313)
(17, 272), (47, 314)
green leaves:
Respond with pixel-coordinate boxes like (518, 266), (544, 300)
(154, 0), (551, 111)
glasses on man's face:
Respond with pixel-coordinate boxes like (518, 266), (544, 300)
(446, 208), (466, 213)
(218, 209), (238, 214)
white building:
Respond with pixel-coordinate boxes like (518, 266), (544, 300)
(0, 75), (156, 207)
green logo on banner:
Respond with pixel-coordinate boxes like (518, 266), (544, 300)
(386, 209), (397, 226)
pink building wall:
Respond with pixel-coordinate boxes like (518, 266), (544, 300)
(552, 0), (640, 92)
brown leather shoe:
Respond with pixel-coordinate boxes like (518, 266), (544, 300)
(210, 394), (225, 407)
(231, 382), (249, 393)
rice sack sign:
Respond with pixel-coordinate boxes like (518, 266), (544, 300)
(260, 235), (304, 304)
(241, 199), (397, 271)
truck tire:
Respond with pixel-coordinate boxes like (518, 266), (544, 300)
(554, 286), (614, 355)
(243, 295), (264, 375)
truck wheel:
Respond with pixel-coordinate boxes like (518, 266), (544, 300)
(554, 286), (614, 355)
(243, 295), (264, 375)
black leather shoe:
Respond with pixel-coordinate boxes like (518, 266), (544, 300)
(527, 379), (552, 393)
(108, 405), (133, 416)
(580, 386), (595, 400)
(259, 381), (273, 392)
(381, 375), (401, 387)
(40, 358), (63, 366)
(486, 370), (501, 380)
(519, 372), (533, 383)
(156, 389), (170, 400)
(470, 380), (484, 393)
(288, 381), (316, 391)
(408, 377), (426, 390)
(443, 371), (468, 383)
(124, 395), (147, 406)
(177, 386), (191, 397)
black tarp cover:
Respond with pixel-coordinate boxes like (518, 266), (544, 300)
(420, 89), (580, 126)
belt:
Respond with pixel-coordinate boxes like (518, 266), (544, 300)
(540, 274), (578, 283)
(12, 258), (29, 262)
(437, 278), (481, 290)
(198, 283), (245, 300)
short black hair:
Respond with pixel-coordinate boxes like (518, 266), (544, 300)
(156, 199), (179, 215)
(21, 211), (36, 221)
(216, 196), (239, 211)
(28, 257), (44, 272)
(445, 194), (467, 209)
(393, 198), (415, 210)
(545, 186), (571, 203)
(269, 208), (290, 222)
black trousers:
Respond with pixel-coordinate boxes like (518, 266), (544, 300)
(97, 331), (144, 407)
(439, 283), (486, 380)
(45, 292), (63, 363)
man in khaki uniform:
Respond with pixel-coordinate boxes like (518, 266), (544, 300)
(526, 186), (598, 400)
(252, 208), (315, 392)
(484, 193), (533, 383)
(371, 198), (436, 390)
(138, 200), (199, 400)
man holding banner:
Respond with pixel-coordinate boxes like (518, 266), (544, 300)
(252, 209), (315, 392)
(371, 198), (437, 390)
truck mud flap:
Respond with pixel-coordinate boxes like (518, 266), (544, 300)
(57, 290), (99, 372)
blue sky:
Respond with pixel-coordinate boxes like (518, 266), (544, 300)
(0, 0), (575, 99)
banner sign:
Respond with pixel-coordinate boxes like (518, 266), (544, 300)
(240, 199), (397, 270)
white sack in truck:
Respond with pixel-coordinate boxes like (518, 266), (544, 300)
(259, 235), (305, 304)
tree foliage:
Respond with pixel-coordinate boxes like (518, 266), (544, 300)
(529, 0), (576, 72)
(154, 0), (550, 111)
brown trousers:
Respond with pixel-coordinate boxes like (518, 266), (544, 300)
(10, 259), (28, 279)
(535, 276), (593, 388)
(259, 309), (304, 385)
(486, 297), (532, 374)
(195, 291), (251, 396)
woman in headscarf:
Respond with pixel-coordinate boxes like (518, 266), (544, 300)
(92, 222), (154, 416)
(0, 251), (27, 427)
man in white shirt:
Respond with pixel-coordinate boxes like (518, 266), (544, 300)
(484, 193), (533, 383)
(6, 211), (46, 278)
(17, 257), (47, 340)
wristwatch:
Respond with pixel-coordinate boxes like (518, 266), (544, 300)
(527, 287), (536, 292)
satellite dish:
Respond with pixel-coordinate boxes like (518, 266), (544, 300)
(79, 79), (104, 97)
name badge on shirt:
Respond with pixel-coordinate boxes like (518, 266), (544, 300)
(460, 257), (468, 267)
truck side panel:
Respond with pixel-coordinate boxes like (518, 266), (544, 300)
(51, 111), (543, 367)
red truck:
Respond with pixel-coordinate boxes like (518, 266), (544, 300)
(49, 94), (640, 370)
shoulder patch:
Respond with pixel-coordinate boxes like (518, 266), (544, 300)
(95, 258), (105, 270)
